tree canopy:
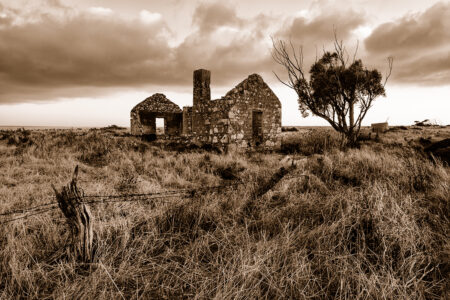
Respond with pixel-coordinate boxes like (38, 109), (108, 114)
(272, 36), (392, 144)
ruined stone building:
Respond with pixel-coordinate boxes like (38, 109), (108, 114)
(130, 69), (281, 150)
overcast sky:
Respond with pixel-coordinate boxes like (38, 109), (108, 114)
(0, 0), (449, 126)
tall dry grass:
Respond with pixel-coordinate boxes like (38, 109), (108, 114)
(0, 127), (448, 299)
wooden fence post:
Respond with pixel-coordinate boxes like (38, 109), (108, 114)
(52, 165), (94, 262)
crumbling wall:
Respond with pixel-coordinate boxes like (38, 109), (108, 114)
(182, 106), (193, 135)
(192, 69), (211, 134)
(190, 99), (233, 146)
(190, 68), (233, 146)
(188, 73), (281, 150)
(131, 71), (282, 151)
(225, 74), (282, 150)
(130, 93), (182, 136)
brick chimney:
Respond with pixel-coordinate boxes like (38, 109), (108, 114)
(193, 69), (211, 107)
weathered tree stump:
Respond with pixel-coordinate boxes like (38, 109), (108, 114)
(52, 166), (94, 262)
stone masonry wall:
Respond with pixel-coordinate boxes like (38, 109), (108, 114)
(130, 93), (182, 136)
(182, 106), (193, 135)
(187, 73), (281, 150)
(225, 74), (282, 150)
(190, 99), (234, 146)
(131, 71), (282, 151)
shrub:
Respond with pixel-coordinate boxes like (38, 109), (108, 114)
(154, 201), (217, 245)
(281, 129), (342, 155)
(6, 129), (33, 146)
(114, 167), (138, 193)
(76, 132), (113, 167)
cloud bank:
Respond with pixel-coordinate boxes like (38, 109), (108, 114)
(364, 1), (450, 85)
(0, 0), (448, 103)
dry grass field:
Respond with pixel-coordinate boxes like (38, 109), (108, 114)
(0, 126), (449, 299)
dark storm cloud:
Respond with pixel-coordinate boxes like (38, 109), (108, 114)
(175, 2), (276, 85)
(278, 10), (365, 45)
(270, 9), (366, 83)
(0, 2), (16, 26)
(0, 11), (185, 102)
(166, 3), (365, 86)
(0, 1), (370, 104)
(4, 0), (444, 104)
(0, 18), (172, 84)
(192, 2), (242, 34)
(0, 1), (277, 103)
(364, 1), (450, 85)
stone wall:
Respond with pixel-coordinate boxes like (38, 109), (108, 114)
(131, 71), (282, 151)
(187, 73), (281, 150)
(182, 106), (193, 135)
(190, 99), (233, 146)
(225, 74), (282, 150)
(130, 93), (182, 136)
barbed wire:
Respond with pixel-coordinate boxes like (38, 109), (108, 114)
(0, 207), (58, 224)
(0, 182), (242, 224)
(0, 201), (57, 216)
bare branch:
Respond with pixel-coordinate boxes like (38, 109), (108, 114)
(272, 71), (294, 89)
(315, 45), (318, 63)
(352, 40), (359, 63)
(383, 56), (394, 87)
(290, 39), (302, 71)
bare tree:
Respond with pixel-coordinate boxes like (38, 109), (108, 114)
(272, 33), (393, 145)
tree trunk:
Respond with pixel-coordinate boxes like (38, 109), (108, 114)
(349, 101), (355, 132)
(347, 102), (357, 145)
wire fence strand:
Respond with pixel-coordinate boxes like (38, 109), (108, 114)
(0, 182), (242, 224)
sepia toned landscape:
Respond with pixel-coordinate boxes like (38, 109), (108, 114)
(1, 0), (450, 299)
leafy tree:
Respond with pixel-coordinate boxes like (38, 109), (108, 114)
(272, 35), (393, 145)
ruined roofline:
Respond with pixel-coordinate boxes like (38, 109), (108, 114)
(184, 72), (277, 108)
(223, 73), (275, 98)
(131, 93), (182, 114)
(149, 71), (276, 112)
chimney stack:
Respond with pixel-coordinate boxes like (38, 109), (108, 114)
(193, 69), (211, 107)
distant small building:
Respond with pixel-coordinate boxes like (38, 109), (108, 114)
(371, 122), (389, 133)
(130, 69), (282, 150)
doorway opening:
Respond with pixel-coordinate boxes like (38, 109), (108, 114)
(252, 110), (263, 145)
